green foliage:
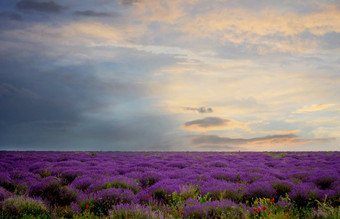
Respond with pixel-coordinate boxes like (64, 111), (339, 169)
(109, 207), (158, 219)
(180, 184), (201, 201)
(39, 169), (52, 178)
(55, 205), (79, 219)
(251, 195), (292, 218)
(91, 153), (97, 156)
(110, 211), (151, 219)
(1, 196), (49, 217)
(146, 178), (151, 187)
(152, 189), (172, 204)
(171, 192), (184, 206)
(216, 188), (244, 203)
(60, 172), (82, 186)
(209, 206), (245, 219)
(96, 181), (139, 194)
(272, 182), (292, 198)
(313, 196), (340, 218)
(236, 174), (241, 181)
(250, 194), (340, 219)
(2, 191), (340, 218)
(79, 199), (109, 217)
(265, 153), (287, 158)
(14, 184), (28, 196)
(198, 192), (211, 203)
(72, 211), (99, 219)
(172, 184), (211, 204)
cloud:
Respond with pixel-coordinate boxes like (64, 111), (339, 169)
(2, 21), (138, 50)
(311, 126), (340, 139)
(185, 117), (224, 127)
(1, 0), (339, 151)
(270, 129), (301, 135)
(120, 0), (140, 5)
(131, 1), (339, 53)
(16, 0), (66, 13)
(188, 134), (335, 148)
(133, 0), (185, 24)
(184, 106), (213, 113)
(180, 4), (340, 43)
(1, 21), (235, 65)
(195, 144), (237, 151)
(135, 1), (340, 37)
(74, 10), (113, 17)
(294, 104), (336, 113)
(0, 12), (22, 21)
(0, 58), (178, 151)
(0, 83), (39, 99)
(183, 117), (250, 131)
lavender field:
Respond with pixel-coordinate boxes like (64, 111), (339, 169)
(0, 151), (339, 218)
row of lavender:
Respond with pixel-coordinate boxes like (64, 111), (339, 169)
(0, 151), (339, 218)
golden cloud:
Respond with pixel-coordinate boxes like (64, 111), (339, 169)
(182, 117), (251, 131)
(263, 129), (301, 135)
(294, 104), (336, 113)
(132, 2), (340, 53)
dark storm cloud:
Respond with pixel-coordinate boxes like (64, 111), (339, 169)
(184, 117), (227, 128)
(189, 134), (335, 147)
(184, 106), (213, 113)
(0, 12), (22, 21)
(74, 10), (113, 17)
(75, 114), (176, 151)
(0, 62), (89, 126)
(0, 113), (175, 151)
(0, 59), (175, 150)
(16, 0), (66, 13)
(0, 83), (39, 98)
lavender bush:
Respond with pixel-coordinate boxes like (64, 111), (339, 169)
(0, 151), (339, 218)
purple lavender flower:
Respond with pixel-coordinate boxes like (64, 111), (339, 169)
(87, 175), (140, 193)
(0, 151), (338, 218)
(200, 179), (245, 202)
(306, 170), (338, 190)
(183, 198), (246, 218)
(0, 171), (14, 191)
(245, 181), (276, 200)
(79, 188), (136, 216)
(29, 176), (77, 206)
(138, 171), (163, 188)
(271, 180), (293, 199)
(289, 183), (319, 207)
(146, 179), (184, 204)
(110, 203), (159, 218)
(1, 196), (48, 217)
(0, 187), (12, 202)
(70, 175), (94, 191)
(70, 202), (82, 214)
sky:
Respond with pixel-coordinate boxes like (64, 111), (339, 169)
(0, 0), (339, 151)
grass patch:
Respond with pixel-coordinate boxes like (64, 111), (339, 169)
(265, 152), (287, 158)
